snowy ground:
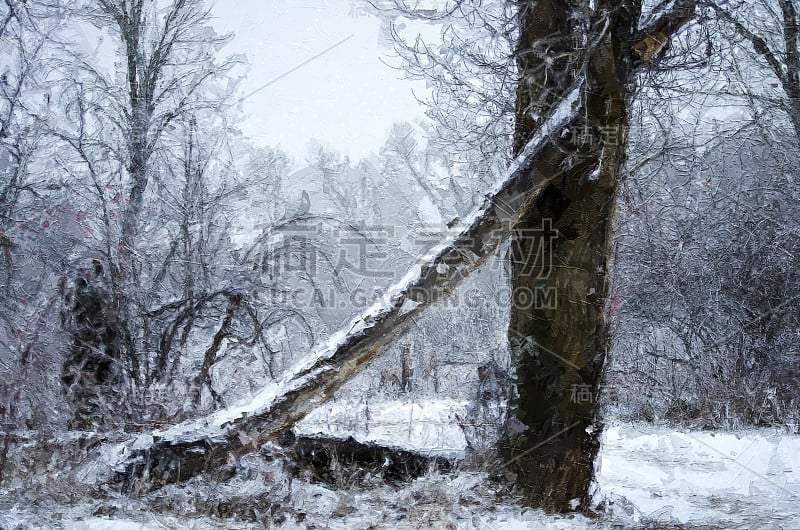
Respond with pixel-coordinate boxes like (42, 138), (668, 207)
(596, 423), (800, 528)
(2, 417), (799, 528)
(295, 399), (469, 459)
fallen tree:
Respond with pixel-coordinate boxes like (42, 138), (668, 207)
(97, 85), (583, 491)
(290, 434), (455, 485)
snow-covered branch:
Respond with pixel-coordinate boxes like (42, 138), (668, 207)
(634, 0), (698, 63)
(88, 83), (584, 490)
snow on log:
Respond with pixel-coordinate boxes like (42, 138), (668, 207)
(83, 84), (583, 491)
(294, 399), (469, 459)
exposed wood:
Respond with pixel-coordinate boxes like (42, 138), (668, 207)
(634, 31), (668, 62)
(633, 0), (698, 66)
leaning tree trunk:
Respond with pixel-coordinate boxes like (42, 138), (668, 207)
(94, 87), (585, 491)
(502, 0), (666, 513)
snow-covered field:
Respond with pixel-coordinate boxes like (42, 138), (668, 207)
(596, 423), (800, 528)
(296, 403), (800, 527)
(2, 418), (799, 528)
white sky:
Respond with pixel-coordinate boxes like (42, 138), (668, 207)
(209, 1), (428, 165)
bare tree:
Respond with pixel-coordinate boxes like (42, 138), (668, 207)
(81, 0), (238, 273)
(610, 117), (800, 428)
(379, 121), (476, 220)
(699, 0), (800, 139)
(68, 0), (800, 515)
(0, 0), (77, 437)
(374, 0), (518, 186)
(501, 0), (668, 512)
(378, 0), (800, 510)
(50, 0), (248, 426)
(593, 0), (800, 429)
(380, 0), (699, 511)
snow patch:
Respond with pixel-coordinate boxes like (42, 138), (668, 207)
(295, 399), (469, 458)
(398, 298), (421, 316)
(595, 423), (800, 525)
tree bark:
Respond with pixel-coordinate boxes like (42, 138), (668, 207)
(501, 0), (696, 513)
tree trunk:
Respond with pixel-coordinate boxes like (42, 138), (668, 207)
(502, 0), (656, 513)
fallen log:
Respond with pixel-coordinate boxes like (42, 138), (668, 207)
(84, 84), (583, 492)
(291, 434), (455, 486)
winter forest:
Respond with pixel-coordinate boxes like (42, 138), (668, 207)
(1, 0), (799, 528)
